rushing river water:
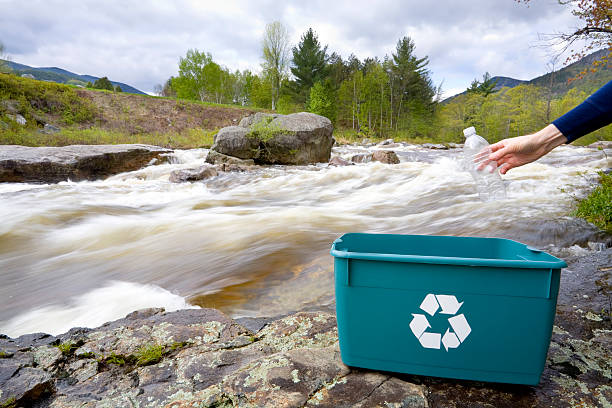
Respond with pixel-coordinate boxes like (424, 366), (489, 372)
(0, 143), (610, 337)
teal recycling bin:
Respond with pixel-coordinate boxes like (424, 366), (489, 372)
(330, 233), (567, 385)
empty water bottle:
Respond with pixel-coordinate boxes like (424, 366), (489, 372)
(463, 127), (506, 201)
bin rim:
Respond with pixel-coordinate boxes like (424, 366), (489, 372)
(330, 233), (567, 269)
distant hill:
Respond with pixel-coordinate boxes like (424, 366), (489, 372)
(443, 48), (611, 103)
(1, 60), (145, 94)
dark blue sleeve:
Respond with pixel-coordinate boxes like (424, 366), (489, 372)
(552, 80), (612, 143)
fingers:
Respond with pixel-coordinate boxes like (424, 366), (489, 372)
(498, 162), (514, 175)
(488, 146), (509, 162)
(489, 141), (506, 152)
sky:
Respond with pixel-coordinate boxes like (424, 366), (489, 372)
(0, 0), (585, 98)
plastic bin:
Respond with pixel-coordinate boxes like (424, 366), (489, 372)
(330, 233), (566, 385)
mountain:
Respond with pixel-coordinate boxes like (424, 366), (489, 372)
(443, 48), (611, 103)
(488, 76), (527, 89)
(1, 60), (145, 94)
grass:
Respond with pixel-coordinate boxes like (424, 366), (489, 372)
(0, 397), (16, 408)
(56, 341), (78, 356)
(105, 352), (126, 366)
(134, 344), (164, 367)
(247, 115), (290, 141)
(573, 171), (612, 232)
(0, 73), (96, 126)
(0, 127), (217, 149)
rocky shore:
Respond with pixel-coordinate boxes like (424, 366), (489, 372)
(1, 247), (610, 408)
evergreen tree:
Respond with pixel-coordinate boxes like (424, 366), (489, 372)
(390, 36), (434, 130)
(290, 28), (329, 102)
(467, 72), (498, 97)
(93, 77), (114, 91)
(115, 85), (122, 92)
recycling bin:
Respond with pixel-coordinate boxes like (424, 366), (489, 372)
(330, 233), (567, 385)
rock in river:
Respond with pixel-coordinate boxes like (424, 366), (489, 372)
(0, 144), (171, 183)
(169, 165), (218, 183)
(212, 112), (334, 165)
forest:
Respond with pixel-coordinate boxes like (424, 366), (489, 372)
(157, 19), (611, 145)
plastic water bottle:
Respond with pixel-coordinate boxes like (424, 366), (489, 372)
(463, 127), (506, 201)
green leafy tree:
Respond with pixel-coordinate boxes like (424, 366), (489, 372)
(250, 75), (272, 108)
(290, 28), (329, 103)
(93, 77), (114, 91)
(114, 85), (122, 92)
(307, 81), (336, 122)
(262, 21), (290, 110)
(174, 49), (213, 101)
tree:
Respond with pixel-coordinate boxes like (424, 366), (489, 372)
(307, 81), (336, 122)
(153, 84), (163, 96)
(467, 72), (498, 96)
(161, 77), (176, 97)
(517, 0), (611, 75)
(262, 21), (290, 110)
(115, 85), (122, 92)
(93, 77), (114, 91)
(174, 49), (214, 101)
(390, 36), (434, 130)
(290, 28), (329, 103)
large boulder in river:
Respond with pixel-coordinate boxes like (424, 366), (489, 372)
(210, 112), (334, 165)
(211, 126), (259, 160)
(0, 144), (170, 183)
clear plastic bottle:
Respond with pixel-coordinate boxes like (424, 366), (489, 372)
(463, 127), (506, 201)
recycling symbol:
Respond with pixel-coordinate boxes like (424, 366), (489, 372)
(409, 294), (471, 351)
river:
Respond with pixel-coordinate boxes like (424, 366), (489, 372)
(0, 143), (610, 337)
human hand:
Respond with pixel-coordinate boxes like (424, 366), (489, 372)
(486, 124), (567, 174)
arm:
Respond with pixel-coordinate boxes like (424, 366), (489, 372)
(553, 80), (612, 143)
(488, 80), (612, 174)
(488, 125), (566, 174)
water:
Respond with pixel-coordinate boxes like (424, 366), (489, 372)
(0, 144), (609, 337)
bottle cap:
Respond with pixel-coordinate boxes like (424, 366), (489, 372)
(463, 127), (476, 138)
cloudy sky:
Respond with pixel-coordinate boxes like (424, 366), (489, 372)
(0, 0), (584, 97)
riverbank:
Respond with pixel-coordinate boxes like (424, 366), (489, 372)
(0, 73), (258, 149)
(0, 245), (610, 408)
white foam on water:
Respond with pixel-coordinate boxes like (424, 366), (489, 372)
(1, 144), (610, 332)
(0, 280), (197, 338)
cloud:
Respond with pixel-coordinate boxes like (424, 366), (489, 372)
(0, 0), (582, 94)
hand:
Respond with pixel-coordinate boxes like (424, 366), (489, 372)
(486, 124), (567, 174)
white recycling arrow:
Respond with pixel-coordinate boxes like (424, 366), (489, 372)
(419, 332), (441, 349)
(436, 295), (463, 315)
(419, 293), (439, 316)
(441, 328), (460, 351)
(409, 314), (430, 339)
(448, 314), (471, 342)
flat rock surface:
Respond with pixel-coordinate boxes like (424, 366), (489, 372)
(0, 249), (610, 407)
(0, 144), (171, 183)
